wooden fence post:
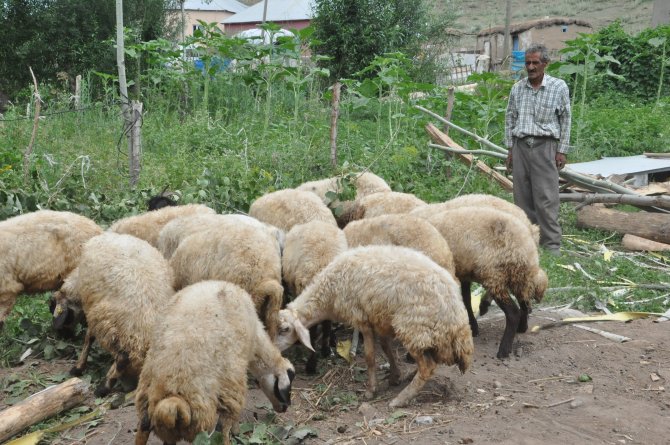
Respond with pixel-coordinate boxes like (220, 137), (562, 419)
(129, 101), (142, 187)
(330, 81), (341, 168)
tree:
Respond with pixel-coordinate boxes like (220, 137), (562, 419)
(311, 0), (458, 82)
(0, 0), (169, 100)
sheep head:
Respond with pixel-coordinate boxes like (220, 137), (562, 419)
(275, 309), (314, 352)
(257, 357), (295, 413)
(50, 269), (85, 336)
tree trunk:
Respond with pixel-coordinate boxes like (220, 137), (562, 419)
(576, 205), (670, 244)
(0, 378), (90, 443)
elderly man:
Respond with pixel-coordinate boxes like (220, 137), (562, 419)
(505, 43), (572, 256)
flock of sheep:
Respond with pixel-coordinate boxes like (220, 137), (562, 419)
(0, 171), (548, 445)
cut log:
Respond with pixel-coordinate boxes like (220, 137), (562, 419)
(0, 377), (90, 443)
(576, 205), (670, 244)
(425, 123), (514, 192)
(622, 234), (670, 251)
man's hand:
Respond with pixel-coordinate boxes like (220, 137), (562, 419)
(555, 152), (567, 170)
(506, 151), (513, 173)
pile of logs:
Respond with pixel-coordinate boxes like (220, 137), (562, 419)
(417, 106), (670, 252)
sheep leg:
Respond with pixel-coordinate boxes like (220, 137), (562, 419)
(305, 325), (320, 374)
(360, 326), (378, 400)
(460, 281), (479, 337)
(217, 414), (235, 445)
(320, 320), (333, 357)
(70, 330), (94, 376)
(517, 300), (530, 333)
(134, 411), (151, 445)
(496, 298), (520, 359)
(379, 336), (401, 386)
(0, 289), (21, 330)
(389, 351), (437, 408)
(95, 351), (130, 396)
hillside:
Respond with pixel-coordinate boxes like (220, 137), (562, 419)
(450, 0), (655, 48)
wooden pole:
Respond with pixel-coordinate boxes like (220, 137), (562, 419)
(74, 74), (82, 110)
(129, 101), (142, 186)
(330, 81), (341, 168)
(559, 192), (670, 210)
(425, 123), (513, 192)
(502, 0), (512, 66)
(444, 86), (455, 135)
(116, 0), (135, 188)
(0, 378), (90, 443)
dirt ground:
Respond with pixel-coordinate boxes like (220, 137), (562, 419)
(2, 306), (669, 445)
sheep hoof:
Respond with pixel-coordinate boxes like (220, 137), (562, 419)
(389, 397), (406, 408)
(69, 366), (84, 377)
(94, 384), (111, 398)
(496, 349), (511, 359)
(388, 374), (401, 386)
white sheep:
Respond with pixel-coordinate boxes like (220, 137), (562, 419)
(134, 280), (295, 445)
(53, 232), (176, 396)
(296, 171), (392, 205)
(282, 220), (348, 373)
(0, 210), (102, 329)
(157, 213), (284, 260)
(108, 203), (215, 247)
(275, 245), (473, 408)
(410, 193), (540, 245)
(338, 191), (427, 227)
(248, 188), (337, 232)
(169, 223), (283, 339)
(425, 207), (548, 358)
(343, 214), (456, 277)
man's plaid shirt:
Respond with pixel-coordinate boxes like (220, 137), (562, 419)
(505, 74), (572, 154)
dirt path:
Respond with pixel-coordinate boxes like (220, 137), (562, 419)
(2, 308), (669, 444)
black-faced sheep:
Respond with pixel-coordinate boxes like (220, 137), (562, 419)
(425, 207), (548, 358)
(169, 223), (283, 339)
(282, 220), (348, 373)
(108, 203), (215, 247)
(248, 188), (337, 232)
(53, 232), (176, 395)
(275, 245), (473, 408)
(0, 210), (102, 329)
(343, 214), (456, 277)
(134, 280), (295, 445)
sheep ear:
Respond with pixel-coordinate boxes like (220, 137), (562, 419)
(293, 319), (314, 352)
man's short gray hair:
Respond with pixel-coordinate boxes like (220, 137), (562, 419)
(526, 44), (550, 63)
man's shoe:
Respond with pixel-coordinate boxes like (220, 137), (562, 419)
(545, 248), (561, 257)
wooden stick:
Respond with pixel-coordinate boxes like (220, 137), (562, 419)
(0, 377), (90, 443)
(425, 123), (513, 192)
(572, 324), (632, 343)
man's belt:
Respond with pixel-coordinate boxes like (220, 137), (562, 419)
(518, 135), (557, 148)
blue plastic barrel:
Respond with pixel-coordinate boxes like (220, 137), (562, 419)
(511, 50), (525, 73)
